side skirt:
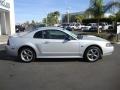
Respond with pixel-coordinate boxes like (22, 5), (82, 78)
(37, 56), (83, 58)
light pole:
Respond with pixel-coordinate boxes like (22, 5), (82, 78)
(113, 0), (119, 41)
(65, 0), (70, 24)
(66, 5), (71, 24)
(67, 9), (70, 24)
(46, 16), (48, 27)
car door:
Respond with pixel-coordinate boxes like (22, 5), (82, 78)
(39, 30), (80, 57)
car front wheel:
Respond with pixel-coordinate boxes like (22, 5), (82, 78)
(19, 47), (36, 63)
(84, 46), (101, 62)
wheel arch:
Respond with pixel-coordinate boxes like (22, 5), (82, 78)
(83, 45), (103, 57)
(18, 45), (37, 57)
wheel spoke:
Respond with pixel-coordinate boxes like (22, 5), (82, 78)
(90, 49), (94, 54)
(23, 55), (27, 58)
(94, 54), (98, 58)
(26, 53), (32, 57)
(91, 55), (94, 59)
(87, 53), (92, 56)
(26, 56), (30, 60)
(23, 50), (27, 55)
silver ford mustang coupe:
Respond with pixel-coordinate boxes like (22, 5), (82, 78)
(6, 27), (114, 63)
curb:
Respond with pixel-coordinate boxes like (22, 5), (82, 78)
(0, 42), (7, 45)
(112, 42), (120, 44)
(116, 42), (120, 44)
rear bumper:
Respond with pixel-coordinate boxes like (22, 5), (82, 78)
(5, 45), (18, 57)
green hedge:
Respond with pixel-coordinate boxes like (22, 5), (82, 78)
(82, 18), (120, 24)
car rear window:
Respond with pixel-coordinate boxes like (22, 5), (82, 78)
(33, 31), (42, 38)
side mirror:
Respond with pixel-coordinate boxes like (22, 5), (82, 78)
(64, 35), (70, 41)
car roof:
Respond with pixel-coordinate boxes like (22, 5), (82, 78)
(19, 27), (65, 37)
(36, 27), (64, 31)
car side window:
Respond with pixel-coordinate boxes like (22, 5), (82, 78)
(34, 30), (75, 40)
(42, 30), (50, 39)
(33, 31), (42, 38)
(49, 30), (67, 39)
(43, 30), (74, 40)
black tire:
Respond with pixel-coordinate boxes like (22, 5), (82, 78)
(19, 47), (36, 63)
(84, 46), (102, 62)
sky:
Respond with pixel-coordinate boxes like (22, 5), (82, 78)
(15, 0), (111, 24)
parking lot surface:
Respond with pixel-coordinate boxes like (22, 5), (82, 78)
(0, 44), (120, 90)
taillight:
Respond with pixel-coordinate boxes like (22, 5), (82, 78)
(7, 39), (10, 45)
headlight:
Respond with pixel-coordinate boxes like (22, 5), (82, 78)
(106, 43), (112, 47)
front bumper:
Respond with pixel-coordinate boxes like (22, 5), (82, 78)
(103, 46), (114, 56)
(5, 45), (18, 57)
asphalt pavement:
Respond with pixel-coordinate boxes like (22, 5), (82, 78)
(0, 44), (120, 90)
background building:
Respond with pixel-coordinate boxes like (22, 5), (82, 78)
(0, 0), (15, 35)
(62, 11), (85, 23)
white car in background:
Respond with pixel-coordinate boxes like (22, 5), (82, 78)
(69, 23), (77, 29)
(90, 23), (102, 30)
(69, 23), (85, 30)
(101, 23), (111, 31)
(82, 23), (102, 32)
(117, 23), (120, 34)
(82, 23), (92, 31)
(75, 23), (85, 30)
(6, 27), (114, 63)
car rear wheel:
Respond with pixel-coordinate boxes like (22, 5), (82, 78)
(84, 46), (101, 62)
(19, 47), (36, 63)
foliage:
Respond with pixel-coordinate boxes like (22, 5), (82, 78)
(42, 11), (60, 26)
(75, 15), (85, 23)
(42, 18), (47, 25)
(87, 0), (104, 18)
(83, 18), (113, 24)
(116, 11), (120, 20)
(62, 14), (85, 23)
(85, 0), (120, 34)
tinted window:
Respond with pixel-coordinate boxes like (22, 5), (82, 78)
(42, 30), (49, 39)
(33, 31), (42, 38)
(34, 30), (74, 40)
(44, 30), (67, 39)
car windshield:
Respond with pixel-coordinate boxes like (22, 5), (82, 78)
(64, 29), (77, 38)
(64, 29), (83, 39)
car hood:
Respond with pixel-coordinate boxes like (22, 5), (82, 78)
(81, 35), (108, 42)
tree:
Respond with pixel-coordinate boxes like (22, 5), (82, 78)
(75, 15), (85, 23)
(47, 13), (56, 26)
(31, 20), (36, 29)
(62, 14), (85, 23)
(42, 11), (60, 26)
(42, 18), (47, 26)
(54, 11), (60, 24)
(86, 0), (120, 34)
(116, 11), (120, 19)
